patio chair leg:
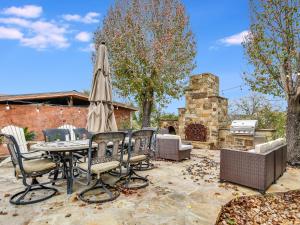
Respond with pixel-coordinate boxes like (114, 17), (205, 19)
(78, 178), (120, 204)
(122, 167), (149, 190)
(52, 170), (59, 185)
(10, 178), (58, 205)
(133, 159), (154, 171)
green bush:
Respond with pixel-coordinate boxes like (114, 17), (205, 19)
(23, 127), (36, 141)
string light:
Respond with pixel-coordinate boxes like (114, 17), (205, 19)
(221, 85), (244, 93)
(36, 104), (40, 113)
(5, 102), (10, 110)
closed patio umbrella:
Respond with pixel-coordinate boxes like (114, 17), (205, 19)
(87, 42), (117, 132)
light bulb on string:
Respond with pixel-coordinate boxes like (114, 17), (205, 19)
(5, 102), (10, 110)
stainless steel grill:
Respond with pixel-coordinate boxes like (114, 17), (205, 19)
(230, 120), (258, 135)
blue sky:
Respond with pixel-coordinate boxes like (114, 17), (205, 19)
(0, 0), (254, 113)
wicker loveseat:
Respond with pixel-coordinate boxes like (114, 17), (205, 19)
(220, 138), (287, 194)
(156, 134), (192, 161)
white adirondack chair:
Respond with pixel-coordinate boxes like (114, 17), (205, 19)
(1, 125), (28, 153)
(0, 125), (41, 166)
(58, 124), (76, 141)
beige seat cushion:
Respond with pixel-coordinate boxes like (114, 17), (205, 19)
(122, 154), (147, 163)
(78, 161), (119, 175)
(16, 159), (57, 174)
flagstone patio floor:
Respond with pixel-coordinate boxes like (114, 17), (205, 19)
(0, 149), (300, 225)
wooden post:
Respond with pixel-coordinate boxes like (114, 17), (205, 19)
(68, 97), (73, 106)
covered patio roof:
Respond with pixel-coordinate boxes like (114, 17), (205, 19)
(0, 91), (138, 111)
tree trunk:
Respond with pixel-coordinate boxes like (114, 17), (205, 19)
(286, 96), (300, 163)
(141, 97), (153, 128)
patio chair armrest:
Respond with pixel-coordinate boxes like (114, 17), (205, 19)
(21, 151), (45, 160)
(27, 149), (40, 152)
(22, 155), (42, 160)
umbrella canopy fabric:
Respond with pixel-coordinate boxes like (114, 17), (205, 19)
(87, 44), (117, 132)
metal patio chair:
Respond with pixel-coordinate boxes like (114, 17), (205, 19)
(0, 133), (59, 205)
(43, 128), (77, 180)
(121, 129), (154, 189)
(73, 128), (92, 140)
(43, 128), (71, 142)
(77, 131), (126, 204)
(133, 127), (158, 170)
(58, 124), (77, 141)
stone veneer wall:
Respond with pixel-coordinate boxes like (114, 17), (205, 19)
(218, 128), (276, 149)
(178, 73), (228, 146)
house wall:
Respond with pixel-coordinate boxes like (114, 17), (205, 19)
(0, 104), (133, 142)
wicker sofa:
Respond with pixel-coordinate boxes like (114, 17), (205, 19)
(220, 138), (287, 194)
(156, 134), (192, 161)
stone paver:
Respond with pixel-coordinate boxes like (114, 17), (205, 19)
(0, 149), (299, 225)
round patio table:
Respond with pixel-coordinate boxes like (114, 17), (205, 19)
(31, 140), (97, 195)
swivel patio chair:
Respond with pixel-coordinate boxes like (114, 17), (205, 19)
(73, 128), (92, 140)
(0, 133), (59, 205)
(58, 124), (77, 141)
(43, 128), (71, 142)
(121, 129), (154, 189)
(43, 128), (76, 180)
(133, 127), (158, 170)
(77, 132), (126, 204)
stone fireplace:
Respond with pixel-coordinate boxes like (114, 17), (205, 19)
(159, 73), (276, 149)
(178, 73), (228, 148)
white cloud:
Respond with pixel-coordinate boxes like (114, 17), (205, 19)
(0, 17), (30, 26)
(219, 30), (250, 46)
(0, 26), (23, 39)
(21, 21), (69, 49)
(79, 43), (95, 52)
(0, 6), (100, 50)
(62, 12), (100, 24)
(75, 31), (91, 42)
(0, 17), (69, 49)
(2, 5), (42, 18)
